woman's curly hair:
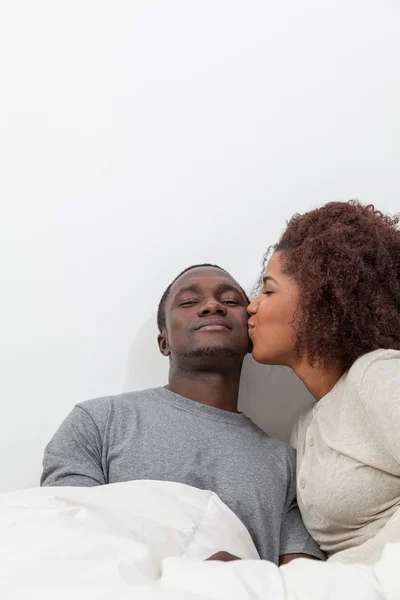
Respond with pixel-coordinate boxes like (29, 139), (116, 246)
(267, 200), (400, 371)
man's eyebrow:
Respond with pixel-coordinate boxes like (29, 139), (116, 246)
(215, 282), (248, 303)
(263, 276), (279, 284)
(174, 284), (201, 296)
(174, 282), (246, 300)
(216, 282), (245, 295)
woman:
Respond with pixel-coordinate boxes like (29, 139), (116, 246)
(247, 200), (400, 564)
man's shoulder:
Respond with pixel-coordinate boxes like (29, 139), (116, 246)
(242, 416), (295, 462)
(77, 388), (161, 419)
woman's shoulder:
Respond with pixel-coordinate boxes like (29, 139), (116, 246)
(347, 349), (400, 390)
(349, 348), (400, 375)
(347, 349), (400, 467)
(344, 349), (400, 428)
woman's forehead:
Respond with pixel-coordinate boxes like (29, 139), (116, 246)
(264, 252), (283, 274)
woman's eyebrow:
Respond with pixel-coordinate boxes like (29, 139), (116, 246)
(263, 276), (278, 284)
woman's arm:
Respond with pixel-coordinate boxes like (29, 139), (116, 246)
(330, 353), (400, 564)
(329, 506), (400, 565)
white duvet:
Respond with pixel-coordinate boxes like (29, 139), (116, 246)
(0, 480), (398, 600)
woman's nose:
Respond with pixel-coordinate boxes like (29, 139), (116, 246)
(247, 298), (258, 315)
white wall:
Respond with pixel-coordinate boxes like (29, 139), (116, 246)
(1, 0), (399, 492)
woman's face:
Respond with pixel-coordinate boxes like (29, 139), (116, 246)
(247, 252), (300, 366)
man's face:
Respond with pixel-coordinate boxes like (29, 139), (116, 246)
(158, 267), (250, 359)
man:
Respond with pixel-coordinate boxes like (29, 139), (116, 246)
(41, 264), (323, 564)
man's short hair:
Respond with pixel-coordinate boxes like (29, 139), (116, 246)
(157, 264), (249, 332)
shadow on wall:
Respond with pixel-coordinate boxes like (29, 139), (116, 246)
(238, 356), (314, 442)
(123, 316), (169, 392)
(123, 316), (314, 443)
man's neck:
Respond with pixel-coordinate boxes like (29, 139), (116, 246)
(167, 362), (243, 413)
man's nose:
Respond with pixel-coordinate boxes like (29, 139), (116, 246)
(198, 300), (227, 317)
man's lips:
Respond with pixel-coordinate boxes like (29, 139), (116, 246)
(195, 319), (232, 331)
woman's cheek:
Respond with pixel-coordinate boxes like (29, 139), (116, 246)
(253, 325), (267, 353)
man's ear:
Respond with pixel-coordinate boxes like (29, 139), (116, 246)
(157, 331), (171, 356)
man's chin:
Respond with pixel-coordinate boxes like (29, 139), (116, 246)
(179, 346), (243, 358)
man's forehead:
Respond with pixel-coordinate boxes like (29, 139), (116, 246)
(170, 267), (239, 295)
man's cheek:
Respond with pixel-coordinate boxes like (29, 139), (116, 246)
(172, 326), (193, 347)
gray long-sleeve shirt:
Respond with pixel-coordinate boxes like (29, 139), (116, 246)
(41, 386), (324, 563)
